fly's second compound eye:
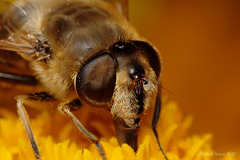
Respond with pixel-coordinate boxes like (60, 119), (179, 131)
(132, 41), (161, 78)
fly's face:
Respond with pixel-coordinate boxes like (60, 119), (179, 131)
(109, 41), (160, 125)
(75, 40), (161, 150)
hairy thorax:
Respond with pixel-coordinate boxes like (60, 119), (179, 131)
(30, 1), (140, 100)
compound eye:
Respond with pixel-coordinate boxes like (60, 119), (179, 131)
(76, 51), (117, 107)
(132, 41), (161, 78)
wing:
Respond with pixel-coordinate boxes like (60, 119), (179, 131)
(0, 0), (37, 73)
(0, 48), (38, 108)
(0, 1), (39, 108)
(0, 0), (49, 82)
(0, 50), (32, 75)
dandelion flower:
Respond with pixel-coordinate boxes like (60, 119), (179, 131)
(0, 100), (237, 160)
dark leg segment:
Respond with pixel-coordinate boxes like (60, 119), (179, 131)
(0, 71), (37, 85)
(60, 100), (106, 160)
(16, 95), (42, 160)
(151, 90), (168, 160)
(15, 92), (54, 160)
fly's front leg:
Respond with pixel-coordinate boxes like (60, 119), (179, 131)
(16, 92), (54, 160)
(59, 99), (106, 160)
(152, 89), (168, 160)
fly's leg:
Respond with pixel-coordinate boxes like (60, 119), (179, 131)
(152, 90), (168, 160)
(16, 92), (53, 160)
(59, 99), (106, 160)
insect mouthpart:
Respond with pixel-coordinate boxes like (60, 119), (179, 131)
(113, 117), (140, 152)
(132, 74), (148, 96)
(129, 63), (147, 101)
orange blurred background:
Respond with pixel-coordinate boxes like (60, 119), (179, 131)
(130, 0), (240, 153)
(0, 0), (239, 154)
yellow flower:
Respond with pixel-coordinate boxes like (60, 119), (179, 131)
(0, 100), (237, 160)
